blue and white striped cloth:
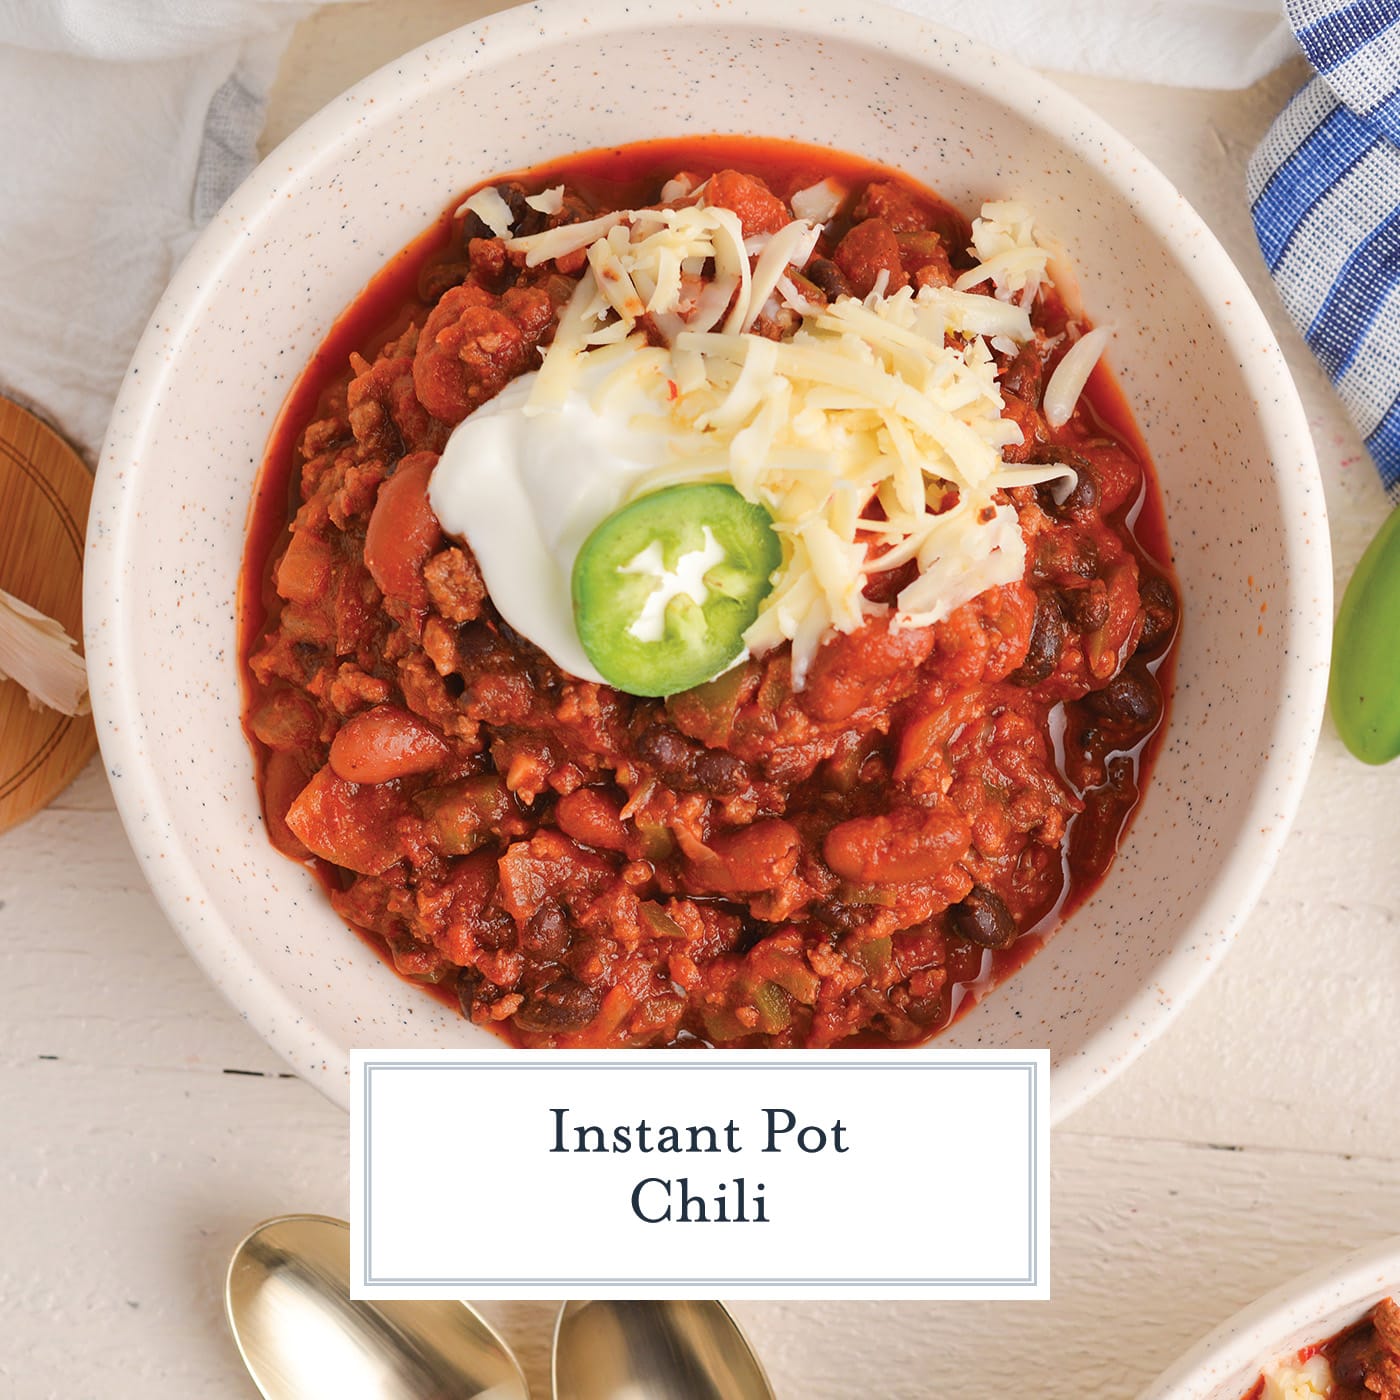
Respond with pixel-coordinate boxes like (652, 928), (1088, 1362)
(1249, 0), (1400, 501)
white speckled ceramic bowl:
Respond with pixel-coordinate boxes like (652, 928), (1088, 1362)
(86, 0), (1330, 1115)
(1138, 1235), (1400, 1399)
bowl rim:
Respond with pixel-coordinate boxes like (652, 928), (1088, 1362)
(84, 0), (1331, 1115)
(1136, 1234), (1400, 1400)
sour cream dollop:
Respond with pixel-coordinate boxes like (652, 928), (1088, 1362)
(427, 365), (670, 683)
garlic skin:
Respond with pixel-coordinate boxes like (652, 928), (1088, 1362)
(0, 587), (89, 716)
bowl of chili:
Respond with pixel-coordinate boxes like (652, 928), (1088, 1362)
(1138, 1235), (1400, 1400)
(86, 0), (1330, 1113)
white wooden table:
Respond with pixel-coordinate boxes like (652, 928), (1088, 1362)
(5, 5), (1398, 1397)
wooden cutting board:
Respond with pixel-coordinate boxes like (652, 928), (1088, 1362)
(0, 398), (97, 834)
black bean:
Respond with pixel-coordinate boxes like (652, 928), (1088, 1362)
(806, 257), (852, 301)
(1032, 445), (1100, 516)
(1030, 518), (1100, 584)
(1059, 581), (1110, 632)
(999, 346), (1043, 404)
(694, 749), (747, 797)
(1086, 662), (1162, 729)
(635, 723), (696, 776)
(520, 901), (570, 960)
(1059, 467), (1100, 514)
(947, 886), (1019, 950)
(457, 966), (510, 1018)
(890, 979), (948, 1027)
(1009, 592), (1067, 686)
(1136, 574), (1178, 655)
(455, 967), (479, 1018)
(499, 182), (531, 228)
(458, 210), (491, 243)
(513, 979), (602, 1034)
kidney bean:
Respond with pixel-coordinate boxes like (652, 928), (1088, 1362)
(1009, 593), (1067, 686)
(1086, 661), (1162, 729)
(514, 978), (601, 1033)
(363, 453), (441, 610)
(947, 885), (1019, 949)
(1135, 573), (1179, 654)
(824, 806), (972, 885)
(691, 820), (802, 896)
(329, 703), (449, 784)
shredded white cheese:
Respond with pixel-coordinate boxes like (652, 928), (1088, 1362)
(456, 186), (516, 239)
(505, 189), (1072, 685)
(957, 200), (1051, 305)
(0, 587), (89, 716)
(791, 178), (846, 224)
(524, 185), (565, 216)
(1044, 325), (1112, 428)
(1260, 1353), (1332, 1400)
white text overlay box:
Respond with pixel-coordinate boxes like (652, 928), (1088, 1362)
(351, 1049), (1049, 1301)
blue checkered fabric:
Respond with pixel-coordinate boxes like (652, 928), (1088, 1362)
(1248, 0), (1400, 501)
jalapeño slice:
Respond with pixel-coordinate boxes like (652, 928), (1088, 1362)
(571, 484), (781, 697)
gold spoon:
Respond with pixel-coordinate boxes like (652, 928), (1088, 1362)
(225, 1214), (530, 1399)
(552, 1299), (775, 1400)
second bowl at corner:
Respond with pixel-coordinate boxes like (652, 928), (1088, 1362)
(1139, 1235), (1400, 1400)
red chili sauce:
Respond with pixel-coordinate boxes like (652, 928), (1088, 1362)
(240, 136), (1180, 1048)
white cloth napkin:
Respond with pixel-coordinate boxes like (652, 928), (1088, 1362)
(903, 0), (1298, 88)
(0, 0), (343, 460)
(0, 0), (1299, 466)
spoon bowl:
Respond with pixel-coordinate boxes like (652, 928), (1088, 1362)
(552, 1299), (774, 1400)
(225, 1214), (530, 1400)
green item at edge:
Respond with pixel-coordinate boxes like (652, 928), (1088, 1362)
(1331, 503), (1400, 764)
(572, 483), (782, 698)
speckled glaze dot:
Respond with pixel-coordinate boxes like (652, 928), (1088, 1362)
(1138, 1235), (1400, 1399)
(83, 0), (1331, 1116)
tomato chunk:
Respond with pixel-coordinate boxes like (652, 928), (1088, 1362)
(284, 764), (416, 876)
